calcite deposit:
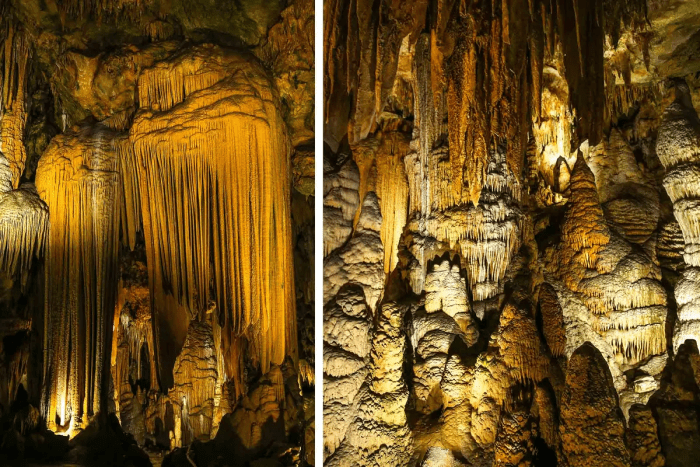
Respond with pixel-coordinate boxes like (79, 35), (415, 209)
(324, 0), (700, 465)
(0, 0), (314, 466)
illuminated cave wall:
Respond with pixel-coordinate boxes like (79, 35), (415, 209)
(0, 0), (314, 465)
(323, 0), (700, 465)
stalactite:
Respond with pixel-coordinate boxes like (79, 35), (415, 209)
(352, 132), (409, 275)
(56, 0), (153, 22)
(403, 145), (522, 301)
(445, 1), (529, 207)
(36, 124), (122, 432)
(122, 45), (296, 398)
(0, 187), (48, 289)
(605, 82), (663, 126)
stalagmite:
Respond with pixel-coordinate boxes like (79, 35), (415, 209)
(439, 355), (477, 457)
(626, 405), (665, 467)
(122, 45), (297, 395)
(657, 80), (700, 352)
(648, 341), (700, 467)
(169, 314), (219, 443)
(423, 257), (478, 341)
(326, 302), (413, 467)
(323, 154), (361, 257)
(539, 283), (567, 357)
(323, 285), (373, 459)
(324, 192), (385, 312)
(560, 343), (631, 467)
(555, 152), (667, 366)
(494, 397), (534, 467)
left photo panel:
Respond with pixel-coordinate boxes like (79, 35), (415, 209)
(0, 0), (315, 466)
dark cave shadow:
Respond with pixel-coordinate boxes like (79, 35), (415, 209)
(163, 411), (287, 467)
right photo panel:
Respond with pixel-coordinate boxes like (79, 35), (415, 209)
(323, 0), (700, 465)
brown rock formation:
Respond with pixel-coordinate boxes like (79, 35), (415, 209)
(560, 343), (630, 467)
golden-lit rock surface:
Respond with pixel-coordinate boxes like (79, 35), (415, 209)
(0, 0), (314, 465)
(36, 124), (123, 432)
(560, 344), (630, 467)
(324, 0), (700, 465)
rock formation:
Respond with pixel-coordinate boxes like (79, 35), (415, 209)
(324, 0), (700, 465)
(0, 0), (314, 465)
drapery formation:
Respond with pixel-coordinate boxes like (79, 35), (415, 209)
(121, 45), (297, 396)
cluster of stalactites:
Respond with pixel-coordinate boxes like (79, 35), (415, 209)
(36, 125), (122, 431)
(0, 188), (48, 288)
(325, 0), (648, 206)
(404, 146), (522, 301)
(0, 23), (31, 190)
(0, 23), (47, 286)
(56, 0), (153, 22)
(121, 45), (297, 399)
(605, 81), (663, 128)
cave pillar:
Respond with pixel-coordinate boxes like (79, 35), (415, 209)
(657, 81), (700, 352)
